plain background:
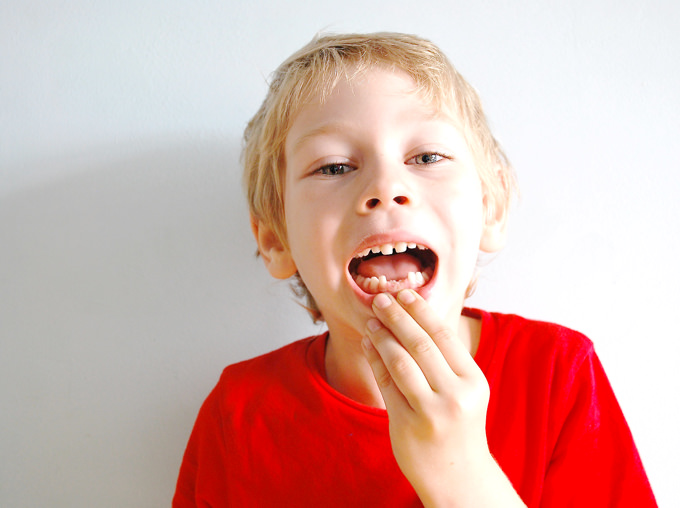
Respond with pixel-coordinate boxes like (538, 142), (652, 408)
(2, 1), (678, 506)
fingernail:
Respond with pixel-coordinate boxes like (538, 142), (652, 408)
(373, 293), (391, 309)
(367, 318), (382, 332)
(398, 289), (416, 304)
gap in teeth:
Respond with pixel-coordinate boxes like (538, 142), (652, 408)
(357, 242), (425, 259)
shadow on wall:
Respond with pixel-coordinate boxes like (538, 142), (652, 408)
(0, 137), (304, 507)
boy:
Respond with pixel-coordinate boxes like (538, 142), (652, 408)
(173, 33), (656, 507)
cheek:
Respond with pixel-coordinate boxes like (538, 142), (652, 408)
(284, 182), (316, 239)
(435, 188), (487, 267)
(283, 191), (346, 279)
(286, 198), (330, 247)
(436, 181), (486, 229)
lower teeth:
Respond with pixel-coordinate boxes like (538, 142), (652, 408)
(355, 271), (431, 293)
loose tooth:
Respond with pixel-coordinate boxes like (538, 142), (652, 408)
(380, 244), (393, 255)
(378, 275), (387, 290)
(407, 271), (417, 284)
(395, 242), (407, 253)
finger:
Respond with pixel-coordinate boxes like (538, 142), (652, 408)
(370, 293), (456, 392)
(393, 289), (479, 378)
(361, 334), (412, 412)
(365, 318), (434, 405)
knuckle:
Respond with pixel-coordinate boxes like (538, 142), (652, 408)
(433, 374), (489, 411)
(431, 326), (455, 344)
(388, 356), (412, 378)
(411, 336), (433, 355)
(468, 368), (490, 393)
(375, 370), (393, 389)
(475, 376), (491, 401)
(383, 306), (407, 325)
(413, 411), (445, 440)
(449, 378), (490, 414)
(377, 298), (409, 321)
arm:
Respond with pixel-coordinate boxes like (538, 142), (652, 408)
(362, 289), (526, 508)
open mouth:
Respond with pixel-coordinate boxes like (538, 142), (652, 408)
(348, 242), (437, 295)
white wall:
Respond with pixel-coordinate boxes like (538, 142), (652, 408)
(2, 1), (678, 506)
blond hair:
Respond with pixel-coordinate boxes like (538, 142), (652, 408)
(243, 32), (516, 319)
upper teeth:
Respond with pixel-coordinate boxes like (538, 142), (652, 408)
(357, 242), (426, 258)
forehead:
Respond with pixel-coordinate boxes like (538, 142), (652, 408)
(285, 68), (461, 149)
(306, 64), (450, 112)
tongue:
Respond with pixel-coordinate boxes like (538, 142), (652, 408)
(356, 253), (424, 281)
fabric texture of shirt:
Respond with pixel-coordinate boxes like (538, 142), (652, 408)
(173, 309), (656, 507)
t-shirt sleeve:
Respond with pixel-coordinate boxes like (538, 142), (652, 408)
(172, 382), (229, 508)
(539, 347), (656, 507)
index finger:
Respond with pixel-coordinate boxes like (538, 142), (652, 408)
(369, 292), (455, 393)
(390, 289), (479, 378)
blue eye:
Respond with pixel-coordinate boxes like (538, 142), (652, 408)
(317, 163), (355, 176)
(413, 153), (445, 164)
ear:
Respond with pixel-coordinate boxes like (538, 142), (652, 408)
(250, 215), (297, 279)
(479, 195), (509, 253)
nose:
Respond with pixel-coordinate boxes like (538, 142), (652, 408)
(357, 162), (412, 213)
(364, 194), (409, 210)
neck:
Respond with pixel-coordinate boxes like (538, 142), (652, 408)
(325, 330), (386, 409)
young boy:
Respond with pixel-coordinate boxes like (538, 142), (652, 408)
(173, 33), (656, 507)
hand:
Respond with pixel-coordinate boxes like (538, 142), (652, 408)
(362, 290), (522, 507)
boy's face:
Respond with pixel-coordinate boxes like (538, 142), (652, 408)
(259, 68), (504, 339)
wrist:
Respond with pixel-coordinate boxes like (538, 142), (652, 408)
(416, 452), (526, 508)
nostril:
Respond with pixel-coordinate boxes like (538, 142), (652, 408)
(393, 195), (408, 205)
(366, 198), (380, 209)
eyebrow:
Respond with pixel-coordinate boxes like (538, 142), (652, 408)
(288, 113), (461, 156)
(289, 122), (356, 154)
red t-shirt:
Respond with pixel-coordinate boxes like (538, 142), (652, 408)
(173, 309), (656, 507)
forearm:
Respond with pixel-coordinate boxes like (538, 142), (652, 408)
(414, 452), (527, 508)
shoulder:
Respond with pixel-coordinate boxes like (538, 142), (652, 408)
(184, 335), (325, 449)
(218, 335), (319, 387)
(469, 308), (595, 380)
(472, 310), (658, 505)
(204, 334), (325, 415)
